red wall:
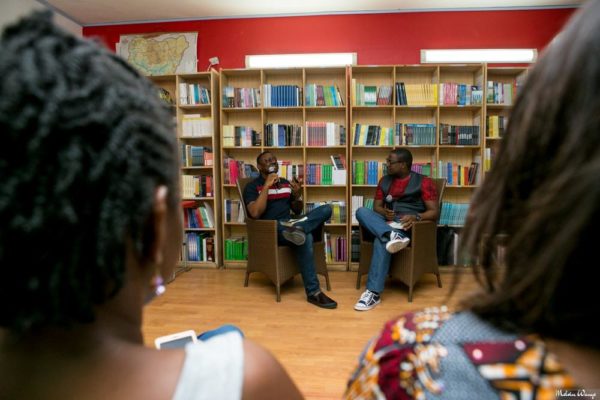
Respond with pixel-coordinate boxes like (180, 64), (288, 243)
(84, 9), (575, 69)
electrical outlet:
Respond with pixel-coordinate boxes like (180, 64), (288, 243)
(209, 57), (219, 65)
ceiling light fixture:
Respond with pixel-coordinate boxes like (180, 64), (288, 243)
(246, 53), (357, 68)
(421, 49), (537, 64)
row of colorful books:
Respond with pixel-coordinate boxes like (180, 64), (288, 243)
(324, 232), (347, 262)
(181, 145), (213, 167)
(182, 201), (215, 228)
(224, 237), (247, 260)
(181, 174), (214, 198)
(185, 233), (215, 262)
(179, 83), (211, 105)
(181, 114), (213, 137)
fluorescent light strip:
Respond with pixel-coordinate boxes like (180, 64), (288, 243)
(246, 53), (357, 68)
(421, 49), (537, 63)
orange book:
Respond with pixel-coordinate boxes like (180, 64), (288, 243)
(452, 163), (459, 186)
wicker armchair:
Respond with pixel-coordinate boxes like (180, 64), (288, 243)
(237, 177), (331, 302)
(356, 178), (446, 302)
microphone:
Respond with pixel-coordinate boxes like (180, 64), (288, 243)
(267, 164), (280, 189)
(385, 194), (394, 209)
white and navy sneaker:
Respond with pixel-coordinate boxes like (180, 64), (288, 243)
(354, 289), (381, 311)
(385, 231), (410, 254)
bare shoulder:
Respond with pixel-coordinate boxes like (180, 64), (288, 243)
(242, 339), (304, 400)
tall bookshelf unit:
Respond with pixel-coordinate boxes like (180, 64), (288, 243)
(150, 70), (221, 269)
(348, 64), (488, 269)
(483, 67), (528, 173)
(220, 67), (349, 270)
(437, 65), (485, 228)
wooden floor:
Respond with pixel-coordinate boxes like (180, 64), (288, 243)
(143, 268), (479, 399)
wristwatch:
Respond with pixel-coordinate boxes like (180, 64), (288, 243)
(415, 214), (422, 221)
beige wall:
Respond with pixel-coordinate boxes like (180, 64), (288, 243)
(0, 0), (82, 36)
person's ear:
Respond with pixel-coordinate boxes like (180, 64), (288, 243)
(147, 185), (168, 266)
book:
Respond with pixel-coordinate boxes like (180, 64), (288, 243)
(388, 221), (407, 230)
(330, 154), (346, 170)
(280, 216), (308, 227)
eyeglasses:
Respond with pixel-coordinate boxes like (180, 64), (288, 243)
(261, 156), (278, 164)
(386, 159), (402, 165)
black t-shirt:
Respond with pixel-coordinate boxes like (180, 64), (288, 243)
(243, 175), (292, 220)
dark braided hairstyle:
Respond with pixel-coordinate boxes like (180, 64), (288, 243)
(0, 11), (179, 333)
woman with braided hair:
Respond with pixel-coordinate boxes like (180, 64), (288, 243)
(0, 12), (302, 400)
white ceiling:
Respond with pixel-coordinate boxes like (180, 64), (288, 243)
(41, 0), (583, 26)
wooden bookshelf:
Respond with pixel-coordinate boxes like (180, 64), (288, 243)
(150, 64), (526, 271)
(220, 67), (349, 270)
(483, 66), (528, 174)
(348, 64), (490, 269)
(151, 71), (221, 269)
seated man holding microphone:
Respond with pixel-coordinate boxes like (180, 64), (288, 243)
(243, 151), (337, 309)
(354, 148), (438, 311)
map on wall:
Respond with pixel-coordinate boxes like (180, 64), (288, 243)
(116, 32), (197, 75)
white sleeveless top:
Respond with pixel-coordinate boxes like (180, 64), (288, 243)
(172, 331), (244, 400)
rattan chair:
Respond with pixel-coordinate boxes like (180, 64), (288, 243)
(237, 177), (331, 302)
(356, 178), (446, 302)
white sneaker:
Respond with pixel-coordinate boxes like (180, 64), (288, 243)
(385, 231), (410, 254)
(354, 289), (381, 311)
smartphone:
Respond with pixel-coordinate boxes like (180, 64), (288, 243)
(154, 329), (197, 350)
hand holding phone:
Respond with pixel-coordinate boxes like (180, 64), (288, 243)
(155, 330), (197, 349)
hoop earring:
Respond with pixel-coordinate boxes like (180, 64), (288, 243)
(145, 270), (166, 303)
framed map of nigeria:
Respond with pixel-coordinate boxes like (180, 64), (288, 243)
(117, 32), (198, 76)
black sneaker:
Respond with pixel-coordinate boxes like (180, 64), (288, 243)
(307, 291), (337, 309)
(282, 227), (306, 246)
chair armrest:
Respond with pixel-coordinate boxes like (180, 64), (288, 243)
(411, 221), (437, 244)
(245, 218), (279, 266)
(246, 218), (278, 241)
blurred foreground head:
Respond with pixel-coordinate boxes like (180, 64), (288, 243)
(0, 11), (180, 333)
(461, 0), (600, 348)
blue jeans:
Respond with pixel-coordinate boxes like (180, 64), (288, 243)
(356, 207), (410, 294)
(197, 324), (244, 341)
(277, 204), (332, 296)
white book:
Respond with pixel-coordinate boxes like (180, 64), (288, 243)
(203, 201), (215, 227)
(280, 216), (308, 227)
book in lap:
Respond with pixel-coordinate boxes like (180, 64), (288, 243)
(280, 216), (308, 227)
(387, 221), (407, 230)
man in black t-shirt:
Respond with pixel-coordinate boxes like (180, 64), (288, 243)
(243, 151), (337, 309)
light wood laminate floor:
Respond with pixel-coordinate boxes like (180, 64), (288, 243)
(143, 268), (479, 399)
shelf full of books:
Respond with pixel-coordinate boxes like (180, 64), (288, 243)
(483, 67), (528, 173)
(150, 71), (221, 268)
(347, 64), (526, 268)
(220, 67), (349, 270)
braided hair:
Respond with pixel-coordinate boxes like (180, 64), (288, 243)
(0, 11), (179, 333)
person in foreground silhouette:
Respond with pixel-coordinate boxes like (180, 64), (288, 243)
(345, 1), (600, 397)
(0, 12), (302, 400)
